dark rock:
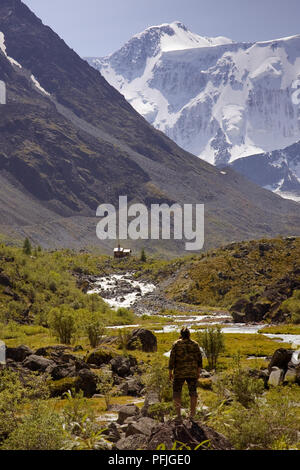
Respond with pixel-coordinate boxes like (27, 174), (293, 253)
(6, 345), (33, 362)
(141, 391), (160, 418)
(74, 358), (90, 372)
(59, 353), (77, 363)
(103, 422), (122, 443)
(268, 348), (294, 372)
(117, 404), (141, 425)
(77, 279), (89, 293)
(115, 434), (147, 451)
(77, 369), (99, 397)
(123, 417), (136, 425)
(112, 374), (123, 386)
(0, 273), (12, 287)
(127, 328), (157, 352)
(49, 377), (79, 397)
(146, 419), (232, 450)
(125, 417), (157, 438)
(86, 348), (115, 366)
(259, 243), (272, 254)
(35, 345), (71, 357)
(230, 299), (270, 323)
(22, 354), (55, 372)
(283, 351), (300, 384)
(118, 377), (144, 397)
(110, 355), (137, 377)
(51, 364), (76, 380)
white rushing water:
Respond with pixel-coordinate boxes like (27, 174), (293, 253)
(88, 273), (300, 348)
(263, 333), (300, 348)
(87, 274), (156, 309)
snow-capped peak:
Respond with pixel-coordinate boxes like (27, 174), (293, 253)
(130, 21), (234, 53)
(86, 22), (234, 89)
(86, 24), (300, 202)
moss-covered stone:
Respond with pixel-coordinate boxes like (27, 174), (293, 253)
(48, 377), (79, 397)
(85, 348), (115, 366)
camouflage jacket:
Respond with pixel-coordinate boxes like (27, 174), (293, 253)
(168, 338), (203, 378)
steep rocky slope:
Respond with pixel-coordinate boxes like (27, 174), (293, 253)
(165, 237), (300, 322)
(0, 1), (300, 253)
(230, 140), (300, 202)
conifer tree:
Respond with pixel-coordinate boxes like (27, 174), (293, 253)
(23, 237), (32, 255)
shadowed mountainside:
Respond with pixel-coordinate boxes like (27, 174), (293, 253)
(0, 0), (300, 254)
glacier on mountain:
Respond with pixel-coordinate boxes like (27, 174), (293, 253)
(86, 21), (300, 200)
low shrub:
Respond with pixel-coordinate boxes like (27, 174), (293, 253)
(210, 386), (300, 450)
(1, 401), (66, 450)
(281, 290), (300, 324)
(48, 306), (77, 344)
(213, 355), (264, 408)
(196, 326), (225, 370)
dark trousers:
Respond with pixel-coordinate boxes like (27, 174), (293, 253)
(173, 377), (198, 399)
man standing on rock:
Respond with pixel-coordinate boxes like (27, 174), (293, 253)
(168, 326), (202, 420)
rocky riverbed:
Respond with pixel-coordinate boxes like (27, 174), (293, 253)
(87, 272), (300, 348)
(87, 272), (229, 316)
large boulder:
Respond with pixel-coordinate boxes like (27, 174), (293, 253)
(102, 422), (122, 443)
(141, 391), (160, 418)
(268, 348), (294, 372)
(49, 377), (79, 397)
(127, 329), (157, 352)
(110, 355), (137, 377)
(115, 434), (148, 451)
(118, 377), (144, 397)
(77, 369), (99, 397)
(22, 354), (55, 372)
(125, 417), (157, 438)
(85, 348), (115, 367)
(35, 345), (71, 358)
(50, 364), (76, 381)
(268, 367), (285, 386)
(146, 419), (232, 450)
(6, 345), (33, 362)
(117, 404), (141, 425)
(230, 299), (270, 323)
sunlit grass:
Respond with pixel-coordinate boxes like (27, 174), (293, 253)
(259, 324), (300, 335)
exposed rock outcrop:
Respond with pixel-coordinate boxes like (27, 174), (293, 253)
(231, 267), (300, 323)
(6, 345), (33, 362)
(127, 328), (157, 353)
(146, 419), (232, 450)
(111, 410), (232, 450)
(267, 348), (300, 386)
(110, 355), (138, 377)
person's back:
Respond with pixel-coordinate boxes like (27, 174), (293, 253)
(168, 327), (203, 419)
(169, 337), (202, 379)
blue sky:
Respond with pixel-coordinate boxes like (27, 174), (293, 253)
(23, 0), (300, 57)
